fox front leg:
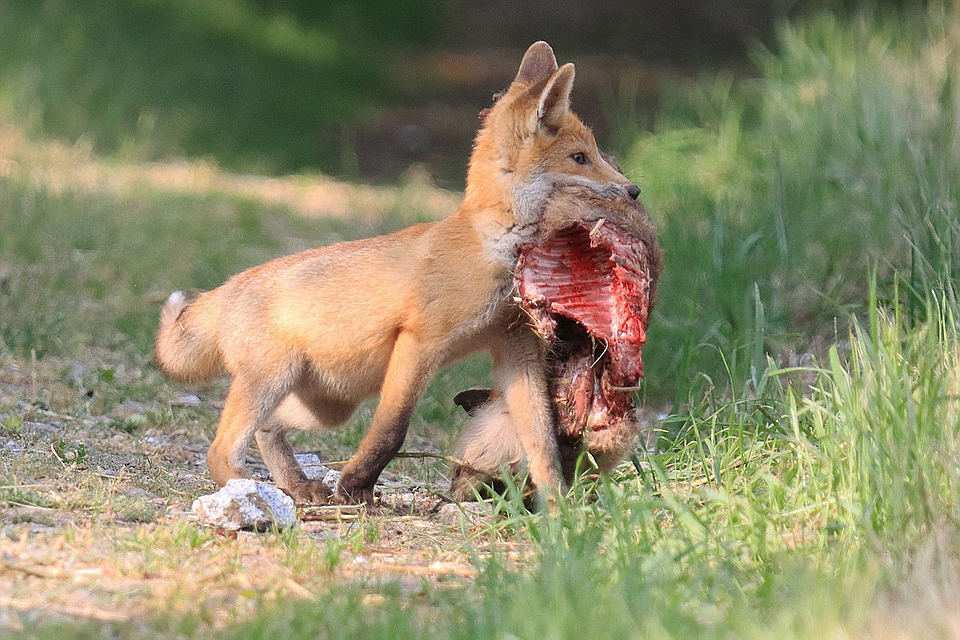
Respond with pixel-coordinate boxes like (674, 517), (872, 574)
(335, 331), (436, 504)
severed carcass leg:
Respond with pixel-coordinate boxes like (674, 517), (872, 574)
(450, 186), (662, 501)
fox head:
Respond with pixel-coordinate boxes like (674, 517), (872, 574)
(465, 41), (640, 223)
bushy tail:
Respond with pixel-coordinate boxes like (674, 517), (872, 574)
(155, 291), (223, 382)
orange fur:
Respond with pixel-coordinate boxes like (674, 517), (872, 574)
(155, 41), (640, 507)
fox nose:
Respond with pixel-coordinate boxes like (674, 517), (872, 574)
(627, 184), (641, 199)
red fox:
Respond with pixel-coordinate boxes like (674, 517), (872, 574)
(155, 41), (640, 506)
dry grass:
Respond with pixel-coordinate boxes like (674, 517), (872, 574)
(0, 516), (487, 632)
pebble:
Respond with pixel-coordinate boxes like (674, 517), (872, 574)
(322, 470), (342, 493)
(3, 440), (23, 454)
(294, 453), (331, 480)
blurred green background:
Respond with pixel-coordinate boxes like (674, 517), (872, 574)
(0, 0), (920, 183)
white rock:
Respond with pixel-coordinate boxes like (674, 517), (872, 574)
(322, 469), (342, 493)
(192, 479), (296, 530)
(24, 421), (60, 434)
(3, 440), (23, 454)
(294, 453), (331, 480)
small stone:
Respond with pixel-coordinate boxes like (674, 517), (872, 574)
(294, 453), (331, 480)
(173, 394), (202, 406)
(322, 469), (341, 493)
(3, 440), (23, 454)
(192, 479), (297, 530)
(23, 421), (60, 434)
(438, 501), (488, 527)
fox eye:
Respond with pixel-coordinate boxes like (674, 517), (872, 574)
(571, 152), (588, 165)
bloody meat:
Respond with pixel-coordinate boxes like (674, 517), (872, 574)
(516, 192), (659, 475)
(451, 185), (661, 495)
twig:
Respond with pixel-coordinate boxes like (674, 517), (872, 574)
(0, 556), (58, 579)
(321, 451), (489, 477)
(298, 504), (366, 522)
(0, 596), (131, 622)
(283, 577), (315, 600)
(395, 451), (481, 469)
(3, 501), (57, 511)
(50, 443), (67, 467)
(359, 560), (478, 578)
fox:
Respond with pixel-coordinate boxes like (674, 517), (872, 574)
(154, 41), (640, 507)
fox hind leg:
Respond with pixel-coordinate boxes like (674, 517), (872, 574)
(256, 391), (357, 505)
(208, 377), (288, 487)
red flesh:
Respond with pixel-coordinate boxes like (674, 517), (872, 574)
(516, 220), (653, 438)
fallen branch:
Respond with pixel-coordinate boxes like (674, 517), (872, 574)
(322, 451), (488, 477)
(297, 504), (366, 522)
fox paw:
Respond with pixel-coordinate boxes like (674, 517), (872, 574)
(333, 483), (376, 506)
(279, 479), (332, 506)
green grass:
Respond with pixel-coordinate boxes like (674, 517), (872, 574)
(14, 291), (957, 638)
(626, 3), (960, 402)
(4, 3), (960, 639)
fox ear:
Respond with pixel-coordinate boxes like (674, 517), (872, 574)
(536, 63), (575, 133)
(514, 41), (558, 85)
